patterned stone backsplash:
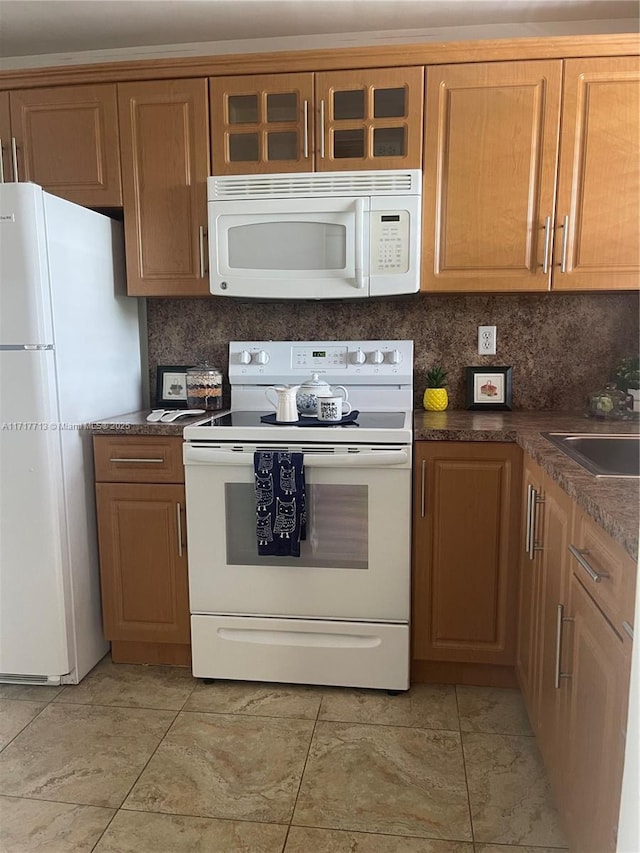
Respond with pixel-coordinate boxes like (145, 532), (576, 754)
(146, 291), (639, 411)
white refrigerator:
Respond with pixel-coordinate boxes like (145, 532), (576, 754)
(0, 183), (145, 685)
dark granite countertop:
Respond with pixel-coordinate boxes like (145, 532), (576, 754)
(415, 410), (639, 563)
(91, 408), (638, 562)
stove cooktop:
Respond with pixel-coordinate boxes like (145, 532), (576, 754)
(183, 408), (413, 445)
(196, 410), (408, 430)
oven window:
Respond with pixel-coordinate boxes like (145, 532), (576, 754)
(227, 222), (347, 270)
(225, 483), (368, 569)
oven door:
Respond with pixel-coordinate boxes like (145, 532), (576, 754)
(183, 442), (411, 622)
(208, 197), (370, 299)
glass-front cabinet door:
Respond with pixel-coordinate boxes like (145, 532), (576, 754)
(315, 67), (424, 170)
(210, 73), (314, 174)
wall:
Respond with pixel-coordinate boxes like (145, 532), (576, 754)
(147, 290), (639, 411)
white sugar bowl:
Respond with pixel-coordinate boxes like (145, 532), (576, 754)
(296, 373), (349, 417)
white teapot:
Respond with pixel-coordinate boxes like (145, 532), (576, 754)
(296, 373), (349, 417)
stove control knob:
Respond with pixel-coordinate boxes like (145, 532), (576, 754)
(253, 350), (269, 365)
(238, 350), (252, 365)
(371, 349), (384, 364)
(387, 349), (402, 364)
(352, 348), (367, 365)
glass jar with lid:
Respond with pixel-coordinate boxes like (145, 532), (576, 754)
(186, 363), (223, 410)
(586, 382), (628, 419)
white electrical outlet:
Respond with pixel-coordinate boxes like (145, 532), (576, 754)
(478, 325), (497, 355)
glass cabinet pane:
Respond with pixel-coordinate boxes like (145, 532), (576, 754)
(228, 94), (258, 124)
(267, 92), (298, 123)
(373, 127), (405, 157)
(333, 90), (365, 120)
(373, 87), (406, 118)
(333, 129), (365, 159)
(267, 131), (298, 160)
(228, 133), (259, 162)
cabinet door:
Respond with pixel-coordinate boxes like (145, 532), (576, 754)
(422, 60), (562, 292)
(516, 455), (545, 709)
(534, 476), (573, 789)
(554, 57), (640, 291)
(563, 575), (631, 853)
(210, 73), (313, 174)
(0, 91), (11, 184)
(95, 482), (190, 645)
(413, 442), (522, 666)
(118, 79), (210, 296)
(315, 67), (423, 171)
(8, 85), (122, 206)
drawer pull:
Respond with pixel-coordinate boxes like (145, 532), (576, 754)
(568, 545), (609, 583)
(622, 621), (634, 640)
(109, 457), (165, 464)
(542, 215), (552, 275)
(555, 603), (573, 688)
(420, 458), (426, 518)
(525, 485), (544, 560)
(176, 502), (184, 557)
(11, 137), (18, 182)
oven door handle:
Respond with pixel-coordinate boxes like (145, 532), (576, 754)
(184, 447), (409, 467)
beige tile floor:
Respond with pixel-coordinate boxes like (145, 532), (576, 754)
(0, 656), (568, 853)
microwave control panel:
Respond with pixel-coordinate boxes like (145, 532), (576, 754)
(370, 210), (410, 275)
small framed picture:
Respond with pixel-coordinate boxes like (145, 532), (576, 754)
(156, 365), (189, 408)
(466, 366), (513, 411)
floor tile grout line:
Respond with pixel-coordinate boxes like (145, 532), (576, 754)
(284, 710), (320, 841)
(0, 700), (56, 755)
(107, 707), (182, 814)
(455, 684), (477, 847)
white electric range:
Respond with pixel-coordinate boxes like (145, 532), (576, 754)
(183, 340), (413, 691)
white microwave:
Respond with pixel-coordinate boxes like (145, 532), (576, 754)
(207, 170), (422, 300)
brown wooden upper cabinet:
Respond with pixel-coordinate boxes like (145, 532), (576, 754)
(118, 79), (210, 296)
(0, 84), (122, 207)
(209, 67), (423, 174)
(422, 56), (640, 292)
(422, 60), (562, 292)
(553, 57), (640, 291)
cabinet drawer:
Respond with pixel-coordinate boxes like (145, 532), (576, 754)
(93, 436), (184, 483)
(569, 507), (636, 637)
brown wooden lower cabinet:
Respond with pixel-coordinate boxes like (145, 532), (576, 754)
(412, 441), (522, 684)
(93, 436), (191, 666)
(516, 450), (635, 852)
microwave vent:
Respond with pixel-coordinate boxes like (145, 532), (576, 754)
(209, 170), (421, 200)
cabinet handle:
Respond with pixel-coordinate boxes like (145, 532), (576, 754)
(303, 100), (309, 159)
(568, 545), (609, 583)
(420, 458), (426, 518)
(0, 140), (4, 183)
(525, 483), (534, 556)
(560, 214), (569, 273)
(176, 502), (184, 557)
(199, 226), (207, 278)
(109, 457), (165, 464)
(622, 621), (634, 640)
(555, 603), (573, 688)
(526, 486), (544, 561)
(320, 100), (325, 159)
(11, 137), (18, 182)
(542, 216), (552, 275)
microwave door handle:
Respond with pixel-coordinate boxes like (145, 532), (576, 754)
(354, 198), (365, 289)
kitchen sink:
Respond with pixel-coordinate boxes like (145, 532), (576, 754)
(542, 433), (640, 478)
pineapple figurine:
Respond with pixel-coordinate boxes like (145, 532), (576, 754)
(423, 367), (449, 411)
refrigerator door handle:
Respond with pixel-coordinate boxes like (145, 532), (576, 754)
(0, 344), (54, 351)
